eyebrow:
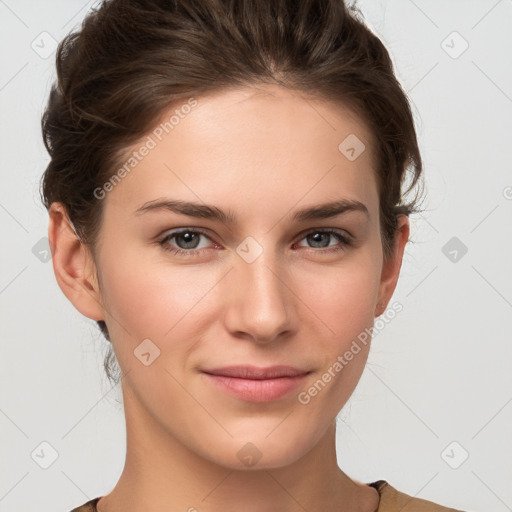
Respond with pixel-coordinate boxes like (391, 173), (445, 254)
(134, 198), (369, 223)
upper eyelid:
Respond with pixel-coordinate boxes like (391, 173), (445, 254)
(295, 227), (352, 240)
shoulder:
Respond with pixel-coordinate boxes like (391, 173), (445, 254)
(69, 496), (101, 512)
(370, 480), (468, 512)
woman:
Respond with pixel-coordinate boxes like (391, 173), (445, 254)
(40, 0), (467, 510)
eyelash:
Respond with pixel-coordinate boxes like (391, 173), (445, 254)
(157, 228), (353, 257)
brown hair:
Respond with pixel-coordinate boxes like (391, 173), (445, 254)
(40, 0), (424, 384)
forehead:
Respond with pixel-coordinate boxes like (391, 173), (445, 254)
(103, 84), (379, 223)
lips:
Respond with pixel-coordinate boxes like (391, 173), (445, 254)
(201, 365), (310, 379)
(201, 365), (311, 402)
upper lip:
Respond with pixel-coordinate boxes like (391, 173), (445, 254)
(201, 365), (310, 379)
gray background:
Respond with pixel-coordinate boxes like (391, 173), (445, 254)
(1, 1), (511, 511)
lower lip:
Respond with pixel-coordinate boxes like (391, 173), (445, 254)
(202, 373), (309, 402)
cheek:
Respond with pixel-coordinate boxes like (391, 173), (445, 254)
(299, 252), (380, 343)
(294, 249), (381, 402)
(97, 244), (220, 350)
(294, 261), (379, 412)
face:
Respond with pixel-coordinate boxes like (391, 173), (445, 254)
(57, 84), (408, 470)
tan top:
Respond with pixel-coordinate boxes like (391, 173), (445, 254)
(70, 480), (467, 511)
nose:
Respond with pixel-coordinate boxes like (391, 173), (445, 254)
(223, 249), (295, 345)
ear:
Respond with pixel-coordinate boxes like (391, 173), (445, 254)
(375, 214), (409, 317)
(48, 202), (105, 322)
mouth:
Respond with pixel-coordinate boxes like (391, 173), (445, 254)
(201, 365), (311, 402)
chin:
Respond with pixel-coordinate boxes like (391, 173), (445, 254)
(196, 429), (314, 471)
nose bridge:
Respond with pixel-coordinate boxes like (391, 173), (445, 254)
(225, 239), (292, 342)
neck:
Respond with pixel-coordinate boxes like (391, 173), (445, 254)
(97, 383), (378, 512)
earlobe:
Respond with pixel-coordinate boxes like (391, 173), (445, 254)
(48, 202), (105, 322)
(375, 215), (410, 316)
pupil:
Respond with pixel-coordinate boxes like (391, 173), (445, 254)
(180, 232), (198, 248)
(310, 232), (328, 248)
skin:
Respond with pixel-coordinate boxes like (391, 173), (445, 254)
(49, 84), (409, 512)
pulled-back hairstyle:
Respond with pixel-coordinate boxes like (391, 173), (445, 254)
(40, 0), (424, 384)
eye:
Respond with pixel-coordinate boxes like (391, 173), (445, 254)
(294, 229), (352, 254)
(158, 229), (216, 257)
(158, 227), (353, 258)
